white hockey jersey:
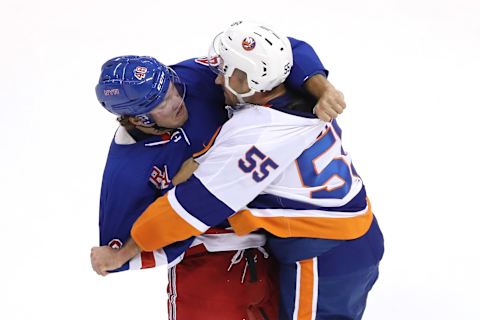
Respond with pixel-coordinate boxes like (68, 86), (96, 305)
(131, 102), (372, 251)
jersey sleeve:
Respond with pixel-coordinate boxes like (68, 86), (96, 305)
(286, 37), (329, 89)
(110, 238), (194, 272)
(131, 106), (325, 251)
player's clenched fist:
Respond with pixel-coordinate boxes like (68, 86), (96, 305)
(305, 74), (346, 122)
(90, 246), (123, 276)
(314, 88), (346, 122)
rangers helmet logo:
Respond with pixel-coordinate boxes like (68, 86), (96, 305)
(242, 37), (256, 51)
(108, 239), (123, 249)
(134, 66), (148, 80)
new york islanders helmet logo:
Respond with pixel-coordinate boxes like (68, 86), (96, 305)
(108, 239), (123, 249)
(134, 66), (148, 80)
(242, 37), (256, 51)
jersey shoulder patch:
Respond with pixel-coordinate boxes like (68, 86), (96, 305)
(149, 165), (172, 191)
(194, 56), (220, 67)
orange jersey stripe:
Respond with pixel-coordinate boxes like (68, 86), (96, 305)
(229, 199), (373, 240)
(131, 194), (202, 251)
(297, 259), (315, 320)
(192, 126), (222, 159)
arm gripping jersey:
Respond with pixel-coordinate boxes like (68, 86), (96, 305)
(131, 105), (326, 251)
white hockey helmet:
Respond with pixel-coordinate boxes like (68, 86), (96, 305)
(209, 21), (293, 101)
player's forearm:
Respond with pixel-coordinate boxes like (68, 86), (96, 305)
(172, 158), (199, 186)
(305, 74), (346, 121)
(90, 238), (140, 276)
(287, 37), (346, 121)
(304, 74), (333, 99)
(118, 238), (141, 263)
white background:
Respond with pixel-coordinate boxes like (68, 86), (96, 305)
(1, 0), (479, 319)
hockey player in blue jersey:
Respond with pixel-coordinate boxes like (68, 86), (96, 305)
(106, 21), (384, 319)
(91, 23), (348, 319)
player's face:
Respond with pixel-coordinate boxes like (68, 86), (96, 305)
(149, 82), (188, 128)
(215, 69), (249, 105)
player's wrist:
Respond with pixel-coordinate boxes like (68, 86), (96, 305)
(118, 239), (140, 264)
(305, 74), (332, 99)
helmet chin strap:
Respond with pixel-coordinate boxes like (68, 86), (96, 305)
(224, 76), (256, 106)
(133, 115), (173, 133)
(136, 123), (172, 133)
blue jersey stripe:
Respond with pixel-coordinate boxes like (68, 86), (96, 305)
(164, 238), (195, 262)
(247, 186), (367, 212)
(175, 175), (235, 226)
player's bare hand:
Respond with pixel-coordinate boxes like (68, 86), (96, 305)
(313, 88), (346, 122)
(172, 157), (199, 186)
(90, 246), (123, 276)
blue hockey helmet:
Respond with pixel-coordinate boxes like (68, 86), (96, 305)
(95, 56), (184, 124)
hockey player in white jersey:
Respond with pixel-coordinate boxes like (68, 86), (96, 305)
(103, 21), (384, 319)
